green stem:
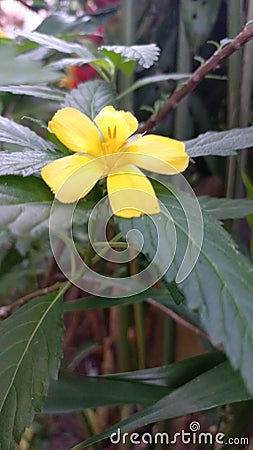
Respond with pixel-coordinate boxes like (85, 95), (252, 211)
(226, 0), (243, 198)
(78, 410), (99, 450)
(119, 0), (136, 110)
(237, 0), (253, 196)
(91, 232), (123, 265)
(174, 5), (191, 140)
(130, 256), (146, 369)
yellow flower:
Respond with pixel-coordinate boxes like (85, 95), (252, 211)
(42, 106), (189, 218)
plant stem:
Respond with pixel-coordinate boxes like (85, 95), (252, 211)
(226, 0), (243, 198)
(237, 0), (253, 195)
(119, 0), (136, 110)
(130, 256), (146, 369)
(174, 4), (191, 140)
(78, 410), (99, 450)
(0, 281), (65, 319)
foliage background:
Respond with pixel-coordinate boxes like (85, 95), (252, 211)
(0, 0), (253, 449)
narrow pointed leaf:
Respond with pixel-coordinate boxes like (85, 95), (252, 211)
(72, 361), (251, 449)
(44, 352), (225, 413)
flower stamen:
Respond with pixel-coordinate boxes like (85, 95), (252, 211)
(107, 125), (117, 140)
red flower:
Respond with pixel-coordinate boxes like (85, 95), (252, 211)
(60, 65), (97, 90)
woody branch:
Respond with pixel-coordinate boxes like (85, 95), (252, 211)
(139, 24), (253, 133)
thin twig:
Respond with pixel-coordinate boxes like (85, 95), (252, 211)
(139, 24), (253, 133)
(146, 298), (221, 349)
(0, 282), (65, 319)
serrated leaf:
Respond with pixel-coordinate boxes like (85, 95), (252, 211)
(100, 44), (160, 69)
(0, 176), (92, 253)
(0, 293), (63, 450)
(185, 126), (253, 157)
(44, 352), (225, 413)
(72, 360), (251, 449)
(119, 187), (253, 393)
(63, 80), (117, 119)
(0, 116), (55, 153)
(0, 150), (63, 177)
(199, 196), (253, 219)
(0, 176), (53, 251)
(0, 116), (63, 176)
(0, 85), (65, 101)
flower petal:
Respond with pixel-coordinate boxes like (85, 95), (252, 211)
(107, 165), (160, 218)
(42, 154), (105, 203)
(94, 105), (138, 153)
(48, 107), (102, 156)
(127, 135), (189, 174)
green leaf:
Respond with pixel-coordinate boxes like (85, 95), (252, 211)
(112, 351), (225, 386)
(72, 360), (251, 449)
(0, 150), (63, 177)
(0, 176), (53, 253)
(0, 116), (62, 176)
(119, 186), (253, 393)
(63, 289), (175, 311)
(63, 80), (117, 119)
(44, 377), (168, 413)
(199, 196), (253, 219)
(44, 352), (225, 413)
(185, 126), (253, 157)
(0, 44), (60, 85)
(100, 44), (160, 69)
(0, 175), (52, 205)
(48, 56), (99, 70)
(0, 176), (92, 253)
(0, 115), (55, 153)
(0, 293), (63, 450)
(0, 85), (65, 102)
(16, 30), (98, 59)
(64, 287), (201, 332)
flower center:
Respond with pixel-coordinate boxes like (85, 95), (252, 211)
(101, 125), (127, 155)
